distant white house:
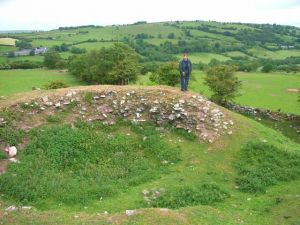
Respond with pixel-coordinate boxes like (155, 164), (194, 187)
(10, 47), (48, 57)
(279, 45), (295, 49)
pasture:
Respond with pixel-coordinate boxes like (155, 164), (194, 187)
(0, 38), (16, 46)
(138, 71), (300, 115)
(0, 69), (84, 96)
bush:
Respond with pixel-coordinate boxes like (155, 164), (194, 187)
(69, 43), (141, 84)
(149, 183), (229, 209)
(0, 126), (24, 146)
(235, 140), (300, 193)
(0, 121), (180, 206)
(44, 51), (65, 69)
(43, 80), (68, 90)
(204, 65), (241, 105)
(149, 61), (179, 86)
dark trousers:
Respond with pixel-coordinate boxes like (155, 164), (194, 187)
(180, 73), (190, 91)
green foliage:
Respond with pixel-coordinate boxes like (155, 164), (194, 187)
(83, 91), (95, 104)
(44, 51), (65, 69)
(69, 43), (141, 84)
(149, 183), (229, 209)
(0, 151), (7, 159)
(15, 40), (32, 50)
(0, 121), (180, 206)
(44, 80), (68, 89)
(150, 61), (179, 86)
(261, 63), (273, 73)
(204, 65), (241, 105)
(9, 60), (43, 69)
(0, 125), (24, 146)
(235, 140), (300, 193)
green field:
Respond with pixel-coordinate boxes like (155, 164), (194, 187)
(175, 52), (231, 64)
(0, 89), (300, 224)
(138, 71), (300, 115)
(0, 38), (16, 46)
(0, 69), (84, 96)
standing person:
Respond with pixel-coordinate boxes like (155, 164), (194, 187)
(178, 52), (192, 91)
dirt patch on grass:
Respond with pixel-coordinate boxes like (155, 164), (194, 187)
(286, 88), (299, 93)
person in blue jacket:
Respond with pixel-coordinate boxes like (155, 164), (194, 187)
(178, 52), (192, 91)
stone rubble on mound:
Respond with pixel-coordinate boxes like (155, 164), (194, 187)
(8, 88), (234, 143)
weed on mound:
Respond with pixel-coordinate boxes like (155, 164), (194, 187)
(0, 121), (181, 206)
(148, 183), (229, 209)
(235, 140), (300, 193)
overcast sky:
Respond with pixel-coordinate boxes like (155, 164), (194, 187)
(0, 0), (299, 30)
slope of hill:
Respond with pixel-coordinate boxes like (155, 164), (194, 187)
(0, 86), (299, 225)
(1, 21), (300, 63)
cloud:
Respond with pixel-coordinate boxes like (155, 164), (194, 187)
(0, 0), (299, 30)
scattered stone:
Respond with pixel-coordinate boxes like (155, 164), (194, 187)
(93, 96), (100, 100)
(9, 158), (19, 163)
(5, 205), (18, 212)
(100, 95), (106, 98)
(55, 102), (61, 108)
(125, 209), (137, 216)
(21, 206), (32, 210)
(45, 102), (53, 106)
(4, 146), (17, 158)
(159, 208), (169, 212)
(41, 96), (49, 103)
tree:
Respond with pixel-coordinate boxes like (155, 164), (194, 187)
(262, 63), (273, 73)
(44, 52), (65, 69)
(204, 65), (241, 105)
(167, 33), (175, 39)
(150, 62), (179, 86)
(68, 43), (141, 84)
(29, 49), (35, 56)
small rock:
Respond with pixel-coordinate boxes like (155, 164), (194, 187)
(125, 209), (137, 216)
(41, 96), (49, 103)
(100, 95), (106, 98)
(159, 208), (169, 212)
(93, 96), (100, 100)
(21, 206), (32, 210)
(55, 102), (61, 108)
(5, 205), (18, 212)
(45, 102), (53, 106)
(5, 146), (17, 157)
(9, 158), (19, 163)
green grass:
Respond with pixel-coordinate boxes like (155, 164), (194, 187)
(73, 41), (115, 51)
(0, 69), (85, 96)
(189, 71), (300, 114)
(0, 109), (300, 224)
(235, 140), (300, 193)
(175, 52), (231, 64)
(248, 47), (300, 59)
(138, 71), (300, 114)
(0, 38), (16, 46)
(0, 121), (181, 207)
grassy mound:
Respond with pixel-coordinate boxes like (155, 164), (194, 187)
(0, 121), (181, 206)
(235, 140), (300, 193)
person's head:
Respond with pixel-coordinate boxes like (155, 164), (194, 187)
(183, 52), (188, 60)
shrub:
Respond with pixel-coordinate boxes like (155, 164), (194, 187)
(68, 43), (141, 84)
(0, 126), (24, 146)
(149, 61), (179, 86)
(149, 183), (229, 209)
(0, 121), (181, 206)
(235, 140), (300, 193)
(204, 65), (241, 105)
(44, 51), (65, 69)
(44, 80), (68, 90)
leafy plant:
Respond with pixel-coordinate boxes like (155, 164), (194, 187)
(235, 140), (300, 193)
(149, 183), (229, 209)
